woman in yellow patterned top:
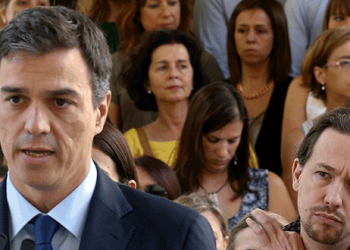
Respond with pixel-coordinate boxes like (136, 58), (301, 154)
(123, 29), (206, 167)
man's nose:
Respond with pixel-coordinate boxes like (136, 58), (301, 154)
(324, 181), (343, 209)
(24, 105), (50, 135)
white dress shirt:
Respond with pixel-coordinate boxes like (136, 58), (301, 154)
(7, 160), (97, 250)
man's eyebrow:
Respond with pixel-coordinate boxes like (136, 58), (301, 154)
(0, 86), (80, 97)
(316, 163), (335, 172)
(0, 86), (28, 94)
(46, 88), (79, 97)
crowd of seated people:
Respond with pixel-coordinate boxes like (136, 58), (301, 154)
(1, 0), (349, 245)
(106, 0), (223, 132)
(174, 82), (296, 230)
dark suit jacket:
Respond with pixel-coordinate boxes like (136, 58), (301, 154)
(0, 167), (216, 249)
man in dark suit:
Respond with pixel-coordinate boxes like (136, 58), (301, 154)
(0, 6), (216, 250)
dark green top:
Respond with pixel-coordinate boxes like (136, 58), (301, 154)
(98, 22), (120, 54)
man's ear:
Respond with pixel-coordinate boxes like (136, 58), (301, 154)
(95, 90), (111, 135)
(313, 66), (326, 87)
(292, 158), (303, 192)
(0, 8), (7, 25)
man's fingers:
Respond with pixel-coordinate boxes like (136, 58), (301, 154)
(246, 217), (271, 246)
(247, 209), (306, 250)
(251, 209), (285, 238)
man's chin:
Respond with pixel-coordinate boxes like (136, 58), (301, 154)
(303, 221), (345, 245)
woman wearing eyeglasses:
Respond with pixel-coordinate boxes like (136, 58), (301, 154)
(282, 0), (350, 144)
(282, 27), (350, 208)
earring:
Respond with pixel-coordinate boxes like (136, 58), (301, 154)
(321, 84), (325, 91)
(233, 155), (238, 166)
(147, 90), (152, 95)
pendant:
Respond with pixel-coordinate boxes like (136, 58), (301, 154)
(209, 193), (219, 203)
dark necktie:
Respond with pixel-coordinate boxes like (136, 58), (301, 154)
(34, 215), (58, 250)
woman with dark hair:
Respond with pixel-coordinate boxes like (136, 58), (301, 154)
(174, 82), (296, 230)
(134, 155), (181, 200)
(108, 0), (223, 132)
(226, 0), (292, 175)
(92, 119), (137, 188)
(123, 29), (204, 167)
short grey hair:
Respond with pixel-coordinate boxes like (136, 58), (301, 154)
(175, 193), (229, 239)
(0, 6), (112, 108)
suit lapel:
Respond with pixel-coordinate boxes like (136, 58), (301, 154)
(0, 176), (10, 250)
(79, 166), (135, 250)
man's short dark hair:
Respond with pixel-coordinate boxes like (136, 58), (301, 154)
(0, 6), (111, 108)
(297, 107), (350, 166)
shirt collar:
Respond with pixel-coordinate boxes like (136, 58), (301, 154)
(7, 159), (97, 240)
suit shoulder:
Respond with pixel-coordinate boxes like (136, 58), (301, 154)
(117, 185), (216, 249)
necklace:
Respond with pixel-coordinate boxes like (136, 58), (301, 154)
(199, 180), (228, 203)
(236, 80), (274, 100)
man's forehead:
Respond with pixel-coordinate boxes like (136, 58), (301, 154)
(0, 48), (89, 75)
(0, 49), (92, 95)
(306, 128), (350, 173)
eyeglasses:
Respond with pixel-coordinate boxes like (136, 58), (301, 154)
(324, 59), (350, 69)
(144, 185), (168, 198)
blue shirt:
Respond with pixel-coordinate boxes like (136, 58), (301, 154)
(7, 160), (97, 250)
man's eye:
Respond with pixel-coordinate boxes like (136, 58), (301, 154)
(9, 96), (23, 104)
(318, 171), (330, 178)
(55, 99), (69, 107)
